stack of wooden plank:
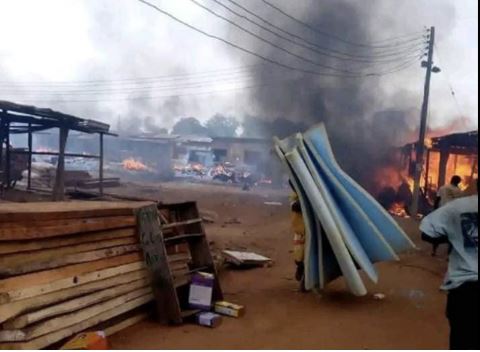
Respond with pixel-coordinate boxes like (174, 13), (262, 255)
(0, 201), (157, 350)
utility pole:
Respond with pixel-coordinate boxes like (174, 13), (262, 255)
(411, 26), (437, 216)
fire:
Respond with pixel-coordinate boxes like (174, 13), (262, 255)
(122, 158), (149, 171)
(389, 202), (410, 218)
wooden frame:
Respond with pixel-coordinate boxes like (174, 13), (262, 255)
(0, 101), (116, 200)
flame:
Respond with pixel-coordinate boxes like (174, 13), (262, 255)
(389, 202), (410, 218)
(122, 158), (149, 171)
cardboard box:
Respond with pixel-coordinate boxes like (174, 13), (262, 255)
(214, 301), (245, 318)
(188, 272), (215, 310)
(196, 312), (223, 328)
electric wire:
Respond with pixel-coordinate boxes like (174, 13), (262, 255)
(189, 0), (425, 74)
(434, 43), (466, 118)
(135, 0), (422, 78)
(261, 0), (429, 49)
(221, 0), (429, 59)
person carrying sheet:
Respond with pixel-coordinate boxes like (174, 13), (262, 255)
(289, 183), (306, 292)
(420, 180), (478, 350)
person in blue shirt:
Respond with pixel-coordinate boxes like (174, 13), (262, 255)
(420, 180), (478, 350)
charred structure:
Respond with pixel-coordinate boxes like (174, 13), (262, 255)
(0, 100), (113, 199)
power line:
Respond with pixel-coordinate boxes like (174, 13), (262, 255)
(222, 0), (428, 58)
(0, 65), (268, 87)
(261, 0), (428, 49)
(9, 81), (289, 104)
(189, 0), (423, 75)
(211, 0), (427, 65)
(136, 0), (420, 78)
(1, 74), (263, 96)
(0, 70), (271, 93)
(434, 43), (466, 117)
(7, 58), (422, 104)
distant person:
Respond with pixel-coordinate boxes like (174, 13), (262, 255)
(420, 181), (478, 350)
(289, 181), (306, 292)
(435, 175), (463, 209)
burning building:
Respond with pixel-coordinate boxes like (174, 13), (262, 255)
(377, 130), (478, 216)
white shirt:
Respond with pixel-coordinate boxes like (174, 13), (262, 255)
(420, 195), (478, 290)
(437, 184), (463, 207)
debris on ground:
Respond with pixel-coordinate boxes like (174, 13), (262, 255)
(214, 301), (245, 318)
(264, 201), (283, 206)
(224, 217), (242, 225)
(222, 250), (272, 267)
(373, 293), (387, 301)
(200, 209), (219, 223)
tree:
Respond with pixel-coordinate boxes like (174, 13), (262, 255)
(205, 114), (239, 137)
(171, 117), (208, 136)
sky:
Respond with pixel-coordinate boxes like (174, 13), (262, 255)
(0, 0), (478, 135)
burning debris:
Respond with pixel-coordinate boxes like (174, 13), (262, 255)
(122, 158), (151, 172)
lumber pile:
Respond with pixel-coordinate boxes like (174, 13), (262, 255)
(0, 201), (161, 350)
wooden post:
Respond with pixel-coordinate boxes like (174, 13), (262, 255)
(5, 121), (11, 189)
(52, 127), (69, 201)
(438, 149), (449, 189)
(470, 157), (478, 179)
(99, 133), (104, 195)
(0, 118), (5, 190)
(136, 205), (182, 324)
(27, 123), (33, 190)
(411, 27), (435, 215)
(0, 118), (4, 171)
(424, 149), (431, 191)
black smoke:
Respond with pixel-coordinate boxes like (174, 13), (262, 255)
(222, 0), (456, 188)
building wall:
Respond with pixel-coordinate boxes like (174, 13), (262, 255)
(211, 139), (271, 166)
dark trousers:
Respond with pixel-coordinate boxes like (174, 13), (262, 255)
(446, 281), (479, 350)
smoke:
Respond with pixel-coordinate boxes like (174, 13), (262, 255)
(223, 0), (457, 187)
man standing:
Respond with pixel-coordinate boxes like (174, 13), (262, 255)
(420, 183), (478, 350)
(436, 175), (463, 209)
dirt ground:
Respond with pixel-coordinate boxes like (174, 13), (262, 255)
(95, 181), (449, 350)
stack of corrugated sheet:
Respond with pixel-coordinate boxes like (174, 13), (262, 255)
(0, 201), (156, 349)
(275, 123), (416, 296)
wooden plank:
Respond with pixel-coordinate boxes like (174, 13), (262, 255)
(0, 269), (148, 324)
(0, 201), (154, 222)
(0, 294), (153, 350)
(0, 287), (152, 342)
(87, 306), (150, 337)
(136, 205), (182, 325)
(168, 253), (192, 264)
(104, 312), (149, 337)
(0, 228), (135, 255)
(164, 233), (204, 243)
(4, 278), (151, 329)
(0, 255), (143, 304)
(0, 244), (140, 277)
(162, 218), (202, 230)
(0, 216), (136, 241)
(0, 237), (137, 271)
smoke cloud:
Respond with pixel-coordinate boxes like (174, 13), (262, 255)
(222, 0), (459, 187)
